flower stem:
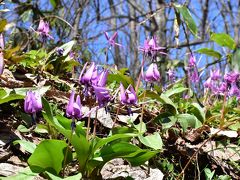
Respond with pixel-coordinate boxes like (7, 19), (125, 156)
(113, 105), (120, 127)
(139, 90), (146, 133)
(63, 120), (74, 177)
(86, 107), (92, 141)
(135, 55), (145, 93)
(93, 109), (98, 138)
(220, 92), (227, 128)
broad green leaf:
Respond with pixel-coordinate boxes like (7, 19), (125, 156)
(210, 32), (236, 50)
(28, 139), (72, 175)
(0, 19), (7, 32)
(51, 115), (89, 172)
(46, 171), (82, 180)
(204, 168), (215, 180)
(174, 4), (198, 37)
(13, 140), (36, 154)
(108, 72), (134, 87)
(196, 48), (222, 59)
(17, 124), (30, 133)
(100, 142), (158, 166)
(155, 116), (177, 129)
(188, 103), (205, 123)
(134, 121), (147, 134)
(59, 40), (75, 56)
(42, 98), (54, 123)
(14, 86), (50, 96)
(1, 167), (38, 180)
(176, 114), (202, 132)
(139, 90), (178, 113)
(0, 88), (24, 104)
(34, 124), (49, 134)
(93, 133), (138, 152)
(138, 132), (163, 150)
(164, 86), (188, 97)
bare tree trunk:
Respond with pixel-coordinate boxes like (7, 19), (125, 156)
(108, 0), (126, 69)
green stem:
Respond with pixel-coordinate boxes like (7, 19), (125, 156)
(86, 106), (92, 141)
(139, 90), (146, 133)
(220, 92), (227, 128)
(63, 126), (74, 177)
(93, 109), (98, 138)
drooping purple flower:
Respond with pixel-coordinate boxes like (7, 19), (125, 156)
(167, 69), (175, 82)
(24, 91), (42, 114)
(188, 55), (196, 67)
(228, 82), (240, 97)
(93, 69), (108, 87)
(143, 63), (160, 82)
(189, 68), (199, 83)
(79, 62), (96, 85)
(37, 19), (53, 40)
(218, 82), (227, 94)
(66, 90), (82, 119)
(210, 69), (221, 81)
(187, 55), (199, 83)
(0, 51), (4, 75)
(104, 31), (122, 48)
(93, 86), (111, 107)
(204, 77), (212, 89)
(139, 36), (166, 56)
(224, 71), (240, 83)
(119, 83), (137, 105)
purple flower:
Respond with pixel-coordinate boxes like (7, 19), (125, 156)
(37, 19), (53, 40)
(224, 71), (239, 83)
(167, 69), (175, 82)
(93, 86), (111, 107)
(0, 51), (4, 75)
(93, 69), (109, 87)
(210, 69), (221, 81)
(66, 91), (82, 119)
(188, 55), (196, 67)
(189, 68), (199, 83)
(79, 62), (96, 85)
(228, 82), (240, 97)
(218, 82), (227, 94)
(187, 55), (199, 83)
(24, 91), (42, 114)
(204, 77), (212, 89)
(139, 36), (166, 56)
(143, 63), (160, 82)
(104, 31), (122, 48)
(119, 83), (137, 105)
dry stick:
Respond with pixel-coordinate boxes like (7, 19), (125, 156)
(176, 122), (235, 180)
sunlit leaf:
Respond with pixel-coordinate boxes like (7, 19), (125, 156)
(210, 32), (236, 50)
(28, 139), (72, 175)
(196, 48), (222, 59)
(138, 132), (163, 150)
(174, 4), (198, 37)
(13, 140), (36, 154)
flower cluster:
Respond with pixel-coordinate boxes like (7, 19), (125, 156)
(36, 19), (53, 41)
(187, 55), (199, 83)
(204, 70), (240, 99)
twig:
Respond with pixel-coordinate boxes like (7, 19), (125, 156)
(176, 122), (235, 180)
